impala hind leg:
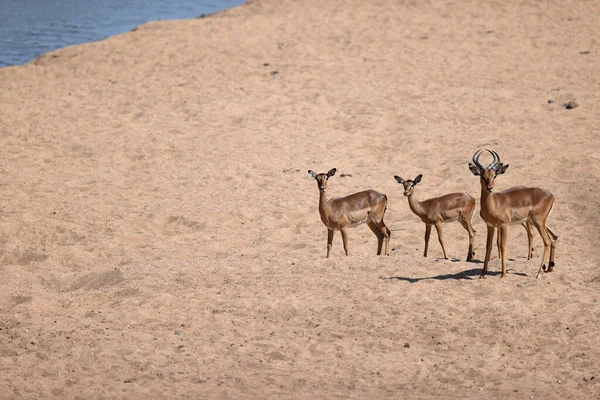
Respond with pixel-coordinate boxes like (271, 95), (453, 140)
(523, 221), (534, 260)
(378, 220), (391, 256)
(340, 226), (349, 256)
(327, 228), (334, 258)
(499, 223), (508, 278)
(546, 227), (558, 272)
(434, 222), (448, 259)
(424, 224), (432, 257)
(533, 220), (552, 278)
(367, 220), (384, 255)
(459, 216), (476, 261)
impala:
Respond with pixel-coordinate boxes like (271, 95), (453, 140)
(308, 168), (391, 257)
(394, 174), (476, 261)
(500, 186), (534, 261)
(468, 149), (557, 278)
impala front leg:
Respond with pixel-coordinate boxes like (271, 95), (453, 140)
(340, 226), (349, 256)
(481, 225), (495, 279)
(499, 223), (508, 278)
(327, 228), (334, 258)
(424, 224), (432, 257)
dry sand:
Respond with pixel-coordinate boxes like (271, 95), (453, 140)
(1, 0), (600, 398)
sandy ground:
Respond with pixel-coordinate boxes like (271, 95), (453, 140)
(1, 0), (600, 398)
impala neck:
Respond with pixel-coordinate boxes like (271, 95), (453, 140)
(407, 191), (426, 217)
(479, 179), (495, 210)
(318, 189), (331, 223)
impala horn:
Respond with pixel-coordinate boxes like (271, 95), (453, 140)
(472, 149), (485, 171)
(488, 149), (503, 170)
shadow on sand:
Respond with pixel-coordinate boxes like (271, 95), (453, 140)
(380, 267), (529, 283)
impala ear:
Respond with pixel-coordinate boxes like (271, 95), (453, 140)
(394, 175), (404, 184)
(496, 164), (509, 175)
(308, 170), (317, 179)
(326, 168), (337, 178)
(413, 174), (423, 185)
(468, 163), (481, 176)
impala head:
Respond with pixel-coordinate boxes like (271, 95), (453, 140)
(468, 149), (509, 192)
(394, 174), (422, 196)
(308, 168), (337, 192)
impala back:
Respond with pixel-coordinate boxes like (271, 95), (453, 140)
(329, 190), (385, 227)
(422, 193), (472, 223)
(491, 187), (553, 224)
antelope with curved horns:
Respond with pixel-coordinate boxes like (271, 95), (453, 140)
(394, 174), (476, 261)
(499, 186), (535, 261)
(468, 149), (557, 278)
(308, 168), (391, 257)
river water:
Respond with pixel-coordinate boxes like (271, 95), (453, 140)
(0, 0), (245, 67)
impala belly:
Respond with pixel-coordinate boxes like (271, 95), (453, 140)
(508, 206), (530, 223)
(442, 216), (459, 223)
(347, 209), (370, 227)
(484, 217), (528, 227)
(510, 218), (528, 226)
(439, 205), (462, 223)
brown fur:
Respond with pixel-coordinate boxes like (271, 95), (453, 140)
(309, 168), (391, 257)
(469, 150), (557, 278)
(395, 174), (476, 261)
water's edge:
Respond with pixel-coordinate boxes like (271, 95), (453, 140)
(0, 0), (245, 68)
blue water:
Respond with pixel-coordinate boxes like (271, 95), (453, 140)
(0, 0), (245, 67)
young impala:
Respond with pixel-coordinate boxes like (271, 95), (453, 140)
(468, 149), (557, 278)
(394, 174), (476, 261)
(308, 168), (391, 257)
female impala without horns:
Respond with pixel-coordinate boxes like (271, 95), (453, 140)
(308, 168), (391, 257)
(394, 174), (476, 261)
